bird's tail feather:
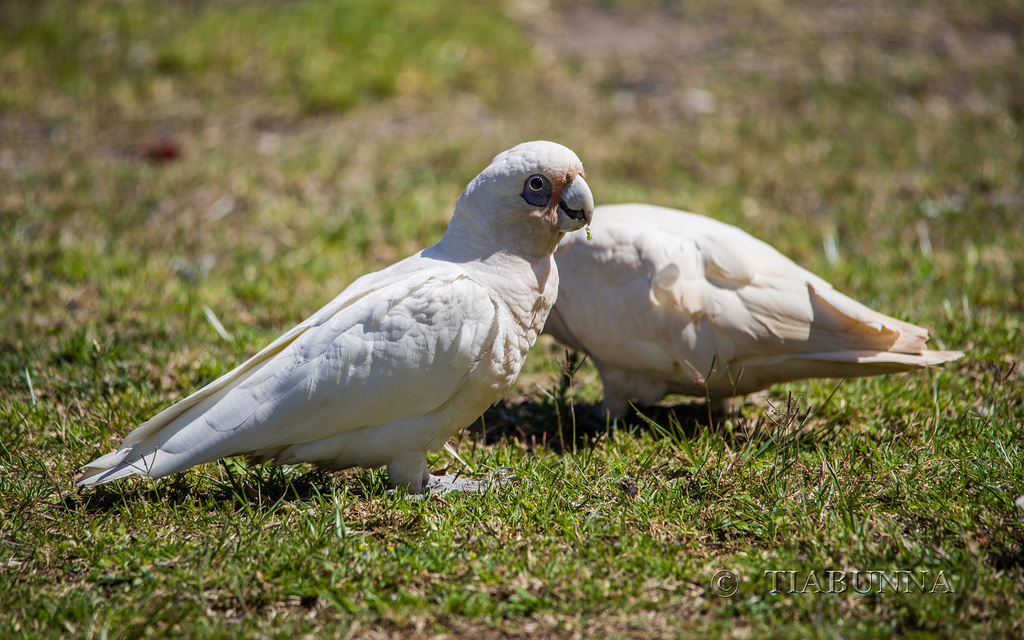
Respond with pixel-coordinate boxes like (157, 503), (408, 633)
(75, 322), (312, 488)
(739, 348), (964, 383)
(75, 449), (160, 487)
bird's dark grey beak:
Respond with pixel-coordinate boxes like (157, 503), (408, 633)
(557, 176), (595, 232)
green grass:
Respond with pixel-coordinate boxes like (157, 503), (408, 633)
(2, 0), (1023, 637)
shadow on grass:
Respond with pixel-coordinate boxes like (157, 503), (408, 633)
(63, 385), (838, 514)
(61, 464), (378, 514)
(989, 545), (1024, 571)
(474, 395), (729, 453)
(469, 348), (741, 453)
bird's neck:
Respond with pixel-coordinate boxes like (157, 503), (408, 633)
(436, 204), (563, 264)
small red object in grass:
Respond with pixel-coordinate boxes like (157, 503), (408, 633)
(138, 138), (183, 163)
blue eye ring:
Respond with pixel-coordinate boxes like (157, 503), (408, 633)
(522, 174), (551, 207)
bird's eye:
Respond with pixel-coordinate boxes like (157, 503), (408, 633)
(521, 174), (551, 207)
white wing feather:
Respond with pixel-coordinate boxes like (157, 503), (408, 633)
(77, 259), (501, 486)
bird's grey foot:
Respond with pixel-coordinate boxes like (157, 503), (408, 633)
(425, 467), (518, 496)
(386, 467), (518, 499)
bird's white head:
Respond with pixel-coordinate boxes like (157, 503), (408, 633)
(441, 141), (595, 262)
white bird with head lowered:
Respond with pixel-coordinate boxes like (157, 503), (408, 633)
(546, 203), (962, 419)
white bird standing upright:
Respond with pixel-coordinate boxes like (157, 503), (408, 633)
(545, 203), (963, 418)
(77, 141), (594, 494)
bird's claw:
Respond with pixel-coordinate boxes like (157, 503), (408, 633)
(386, 467), (519, 499)
(426, 466), (519, 495)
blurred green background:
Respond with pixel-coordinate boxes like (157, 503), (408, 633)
(2, 1), (1022, 638)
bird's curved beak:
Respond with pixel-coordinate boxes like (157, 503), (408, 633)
(556, 175), (595, 232)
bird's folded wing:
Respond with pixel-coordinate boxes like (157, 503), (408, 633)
(78, 269), (500, 483)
